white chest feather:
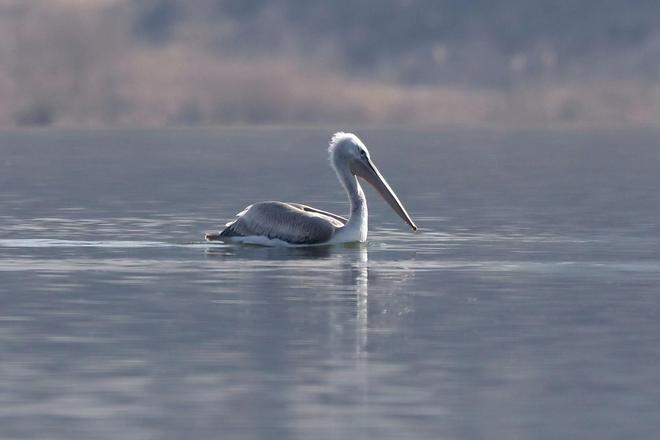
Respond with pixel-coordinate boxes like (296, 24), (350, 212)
(329, 199), (368, 244)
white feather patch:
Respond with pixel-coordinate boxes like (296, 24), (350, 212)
(328, 131), (358, 155)
(225, 204), (253, 227)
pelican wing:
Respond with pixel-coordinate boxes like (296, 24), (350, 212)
(211, 201), (344, 245)
(286, 203), (348, 225)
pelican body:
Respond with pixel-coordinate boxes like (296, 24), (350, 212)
(205, 132), (416, 246)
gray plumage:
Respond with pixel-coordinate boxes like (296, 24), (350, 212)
(206, 201), (347, 245)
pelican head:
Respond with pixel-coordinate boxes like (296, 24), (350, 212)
(329, 132), (417, 231)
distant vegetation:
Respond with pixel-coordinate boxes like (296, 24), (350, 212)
(1, 0), (659, 127)
(133, 0), (660, 83)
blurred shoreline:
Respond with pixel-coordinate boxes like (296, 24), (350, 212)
(2, 1), (659, 128)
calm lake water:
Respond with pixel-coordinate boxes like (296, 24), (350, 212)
(1, 127), (659, 439)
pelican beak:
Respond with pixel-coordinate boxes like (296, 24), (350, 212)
(352, 157), (417, 231)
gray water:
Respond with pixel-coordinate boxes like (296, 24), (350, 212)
(1, 127), (659, 440)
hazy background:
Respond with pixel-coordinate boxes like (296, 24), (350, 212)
(2, 0), (660, 127)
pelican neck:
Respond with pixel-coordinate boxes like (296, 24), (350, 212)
(335, 165), (368, 242)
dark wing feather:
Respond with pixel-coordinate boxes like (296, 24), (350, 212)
(286, 203), (348, 225)
(211, 201), (343, 245)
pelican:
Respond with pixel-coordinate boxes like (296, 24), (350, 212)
(205, 132), (417, 246)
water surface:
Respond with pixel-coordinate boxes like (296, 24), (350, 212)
(1, 128), (659, 439)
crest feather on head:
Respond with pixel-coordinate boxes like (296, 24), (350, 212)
(328, 131), (358, 156)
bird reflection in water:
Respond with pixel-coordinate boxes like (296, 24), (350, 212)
(204, 242), (369, 355)
(354, 245), (368, 356)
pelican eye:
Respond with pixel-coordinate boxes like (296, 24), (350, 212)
(360, 149), (367, 158)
